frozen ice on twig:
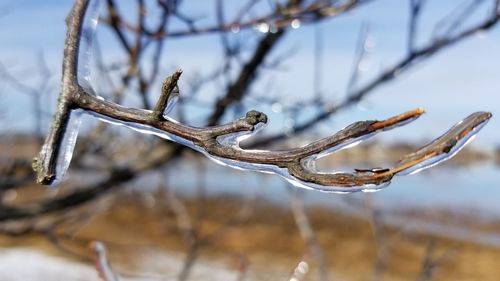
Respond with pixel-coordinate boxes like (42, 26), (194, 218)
(395, 111), (491, 175)
(78, 0), (100, 93)
(52, 110), (82, 186)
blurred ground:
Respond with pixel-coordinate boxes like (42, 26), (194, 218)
(2, 191), (500, 281)
(2, 136), (500, 280)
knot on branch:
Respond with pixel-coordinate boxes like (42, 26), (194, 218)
(245, 110), (268, 126)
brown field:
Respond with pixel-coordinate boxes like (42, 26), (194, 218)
(2, 189), (500, 281)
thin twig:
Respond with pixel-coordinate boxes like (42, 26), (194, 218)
(408, 0), (425, 53)
(289, 188), (328, 281)
(346, 23), (370, 96)
(415, 240), (456, 281)
(100, 0), (364, 39)
(89, 241), (121, 281)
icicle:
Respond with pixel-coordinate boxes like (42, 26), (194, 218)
(78, 0), (100, 93)
(51, 110), (83, 186)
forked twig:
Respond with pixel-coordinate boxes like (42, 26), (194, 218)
(32, 0), (492, 194)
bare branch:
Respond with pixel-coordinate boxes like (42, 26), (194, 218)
(100, 0), (365, 39)
(346, 23), (370, 95)
(290, 189), (328, 281)
(105, 0), (132, 54)
(2, 141), (180, 222)
(0, 167), (130, 221)
(415, 240), (456, 281)
(89, 241), (121, 281)
(207, 21), (287, 125)
(432, 0), (485, 40)
(408, 0), (425, 53)
(0, 159), (33, 192)
(0, 58), (52, 139)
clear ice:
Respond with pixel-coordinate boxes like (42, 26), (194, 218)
(163, 86), (180, 116)
(77, 0), (100, 93)
(52, 110), (83, 186)
(395, 117), (489, 176)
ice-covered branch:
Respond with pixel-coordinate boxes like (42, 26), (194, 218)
(33, 0), (492, 194)
(32, 0), (89, 185)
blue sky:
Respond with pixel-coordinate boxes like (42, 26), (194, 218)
(1, 0), (499, 147)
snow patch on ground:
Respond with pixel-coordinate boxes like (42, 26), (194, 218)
(0, 247), (241, 281)
(0, 248), (99, 281)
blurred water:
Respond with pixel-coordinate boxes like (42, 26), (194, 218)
(163, 159), (500, 218)
(152, 159), (500, 246)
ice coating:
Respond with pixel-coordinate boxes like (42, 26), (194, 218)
(395, 112), (491, 176)
(164, 95), (179, 116)
(298, 113), (422, 189)
(216, 123), (266, 147)
(302, 137), (365, 168)
(210, 121), (391, 193)
(395, 135), (477, 175)
(84, 110), (198, 150)
(77, 0), (100, 92)
(52, 110), (83, 186)
(163, 86), (180, 116)
(304, 112), (421, 165)
(201, 152), (387, 193)
(281, 169), (391, 193)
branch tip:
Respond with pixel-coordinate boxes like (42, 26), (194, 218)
(152, 70), (183, 120)
(32, 156), (56, 185)
(370, 107), (424, 130)
(245, 110), (268, 125)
